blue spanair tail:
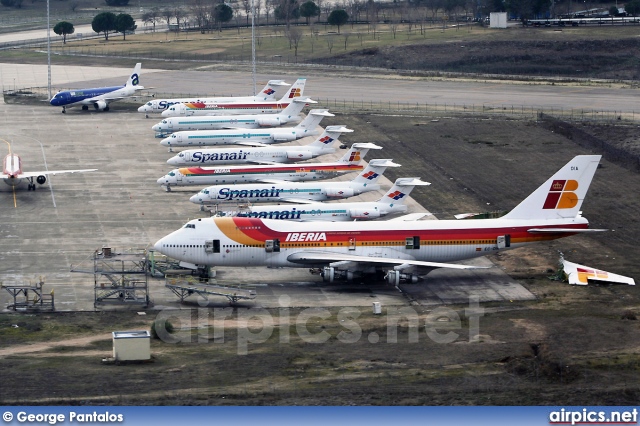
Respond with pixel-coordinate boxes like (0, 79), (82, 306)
(502, 155), (601, 221)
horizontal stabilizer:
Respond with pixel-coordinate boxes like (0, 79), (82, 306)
(310, 110), (335, 117)
(387, 212), (433, 221)
(527, 228), (608, 233)
(561, 257), (635, 286)
(325, 125), (353, 133)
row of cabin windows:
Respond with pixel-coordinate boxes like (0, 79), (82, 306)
(165, 239), (498, 250)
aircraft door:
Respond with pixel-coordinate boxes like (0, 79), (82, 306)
(205, 240), (221, 254)
(265, 239), (280, 253)
(497, 235), (511, 249)
(348, 237), (356, 251)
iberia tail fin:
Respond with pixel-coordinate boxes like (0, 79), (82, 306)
(502, 155), (601, 221)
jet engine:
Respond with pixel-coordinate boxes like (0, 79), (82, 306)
(273, 133), (297, 142)
(255, 117), (281, 127)
(348, 208), (381, 220)
(286, 151), (313, 161)
(321, 267), (358, 283)
(325, 188), (355, 199)
(94, 100), (108, 111)
(386, 270), (420, 285)
(36, 175), (46, 185)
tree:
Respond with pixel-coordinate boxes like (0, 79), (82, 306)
(327, 9), (348, 33)
(53, 21), (75, 44)
(213, 3), (233, 31)
(608, 5), (618, 16)
(626, 0), (640, 16)
(92, 11), (117, 41)
(114, 13), (136, 40)
(300, 0), (320, 24)
(142, 7), (160, 32)
(275, 0), (300, 28)
(0, 0), (16, 7)
(286, 27), (303, 57)
(105, 0), (129, 6)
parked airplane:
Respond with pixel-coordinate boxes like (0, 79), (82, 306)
(157, 143), (381, 191)
(2, 152), (97, 190)
(161, 78), (306, 118)
(154, 155), (605, 284)
(151, 97), (313, 134)
(235, 177), (430, 221)
(189, 159), (400, 206)
(137, 80), (291, 116)
(50, 63), (144, 113)
(166, 125), (352, 166)
(160, 109), (334, 150)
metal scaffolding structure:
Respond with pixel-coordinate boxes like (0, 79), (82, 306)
(2, 278), (55, 311)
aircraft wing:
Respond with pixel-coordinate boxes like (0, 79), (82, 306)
(287, 251), (488, 270)
(278, 198), (318, 204)
(235, 141), (272, 147)
(387, 213), (433, 221)
(20, 169), (98, 178)
(561, 258), (635, 286)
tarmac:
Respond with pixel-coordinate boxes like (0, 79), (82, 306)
(0, 63), (536, 312)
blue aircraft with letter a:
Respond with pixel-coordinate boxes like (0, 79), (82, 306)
(50, 63), (144, 113)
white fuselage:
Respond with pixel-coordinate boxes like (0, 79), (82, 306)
(157, 163), (363, 188)
(166, 145), (334, 166)
(160, 127), (314, 148)
(161, 101), (289, 117)
(153, 216), (590, 269)
(152, 113), (300, 133)
(239, 200), (407, 221)
(138, 94), (277, 114)
(189, 182), (380, 205)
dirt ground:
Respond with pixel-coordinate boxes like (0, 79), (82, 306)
(0, 112), (639, 406)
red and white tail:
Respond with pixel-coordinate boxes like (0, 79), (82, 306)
(278, 78), (306, 102)
(377, 177), (430, 204)
(307, 125), (353, 149)
(338, 143), (383, 165)
(503, 155), (601, 220)
(351, 159), (401, 184)
(259, 80), (290, 100)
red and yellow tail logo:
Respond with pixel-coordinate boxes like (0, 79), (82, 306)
(348, 151), (361, 162)
(288, 88), (302, 98)
(543, 179), (579, 209)
(577, 267), (608, 284)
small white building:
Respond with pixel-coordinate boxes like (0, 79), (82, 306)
(112, 330), (151, 361)
(490, 12), (508, 28)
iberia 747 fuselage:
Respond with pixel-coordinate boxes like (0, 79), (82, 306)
(154, 156), (604, 284)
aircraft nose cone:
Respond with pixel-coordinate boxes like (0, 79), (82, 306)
(161, 110), (170, 117)
(137, 105), (147, 112)
(166, 156), (180, 166)
(153, 238), (164, 253)
(157, 176), (166, 185)
(189, 194), (203, 204)
(152, 124), (161, 132)
(160, 137), (171, 146)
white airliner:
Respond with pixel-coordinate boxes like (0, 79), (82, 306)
(235, 177), (430, 221)
(154, 155), (606, 284)
(151, 97), (314, 134)
(2, 152), (97, 191)
(50, 63), (144, 113)
(166, 125), (352, 166)
(137, 79), (291, 115)
(161, 78), (306, 118)
(160, 109), (334, 150)
(189, 159), (399, 205)
(157, 143), (381, 191)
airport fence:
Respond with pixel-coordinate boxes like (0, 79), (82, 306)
(3, 87), (637, 124)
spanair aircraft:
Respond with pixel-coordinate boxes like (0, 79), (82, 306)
(161, 78), (306, 118)
(189, 159), (399, 206)
(157, 143), (381, 191)
(236, 177), (430, 221)
(154, 155), (605, 285)
(160, 109), (334, 150)
(166, 125), (352, 166)
(137, 80), (291, 116)
(152, 97), (313, 134)
(50, 63), (144, 113)
(2, 152), (97, 191)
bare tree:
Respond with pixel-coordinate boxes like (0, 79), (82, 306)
(242, 0), (252, 25)
(342, 31), (350, 49)
(162, 8), (174, 29)
(286, 26), (303, 58)
(326, 33), (335, 53)
(389, 18), (398, 38)
(69, 1), (79, 12)
(190, 0), (209, 33)
(174, 7), (187, 31)
(315, 0), (324, 20)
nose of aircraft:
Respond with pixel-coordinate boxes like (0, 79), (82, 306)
(156, 176), (166, 185)
(166, 156), (180, 166)
(160, 137), (171, 146)
(189, 193), (203, 204)
(153, 238), (164, 252)
(151, 123), (161, 132)
(160, 109), (170, 117)
(137, 105), (148, 113)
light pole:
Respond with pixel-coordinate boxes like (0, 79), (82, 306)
(47, 0), (51, 99)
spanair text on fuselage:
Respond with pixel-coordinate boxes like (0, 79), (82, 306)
(155, 216), (590, 269)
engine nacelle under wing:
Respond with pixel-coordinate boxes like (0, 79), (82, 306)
(255, 117), (281, 127)
(272, 133), (297, 142)
(348, 208), (381, 220)
(325, 187), (355, 199)
(286, 151), (313, 161)
(94, 100), (107, 110)
(36, 175), (46, 185)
